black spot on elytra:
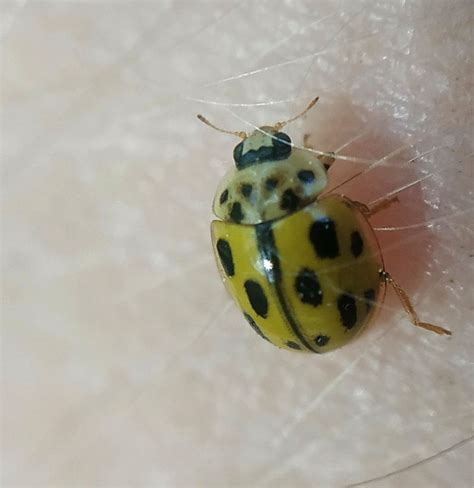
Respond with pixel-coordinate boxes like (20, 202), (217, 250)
(240, 183), (253, 198)
(310, 217), (340, 258)
(216, 239), (234, 277)
(297, 170), (315, 183)
(243, 312), (269, 341)
(314, 335), (330, 347)
(351, 231), (364, 257)
(280, 189), (300, 212)
(295, 268), (323, 306)
(364, 289), (375, 313)
(286, 341), (301, 350)
(219, 189), (229, 204)
(265, 177), (279, 191)
(244, 280), (268, 318)
(230, 202), (244, 223)
(338, 293), (357, 329)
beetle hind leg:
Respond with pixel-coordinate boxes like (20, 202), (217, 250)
(380, 270), (451, 336)
(343, 196), (400, 218)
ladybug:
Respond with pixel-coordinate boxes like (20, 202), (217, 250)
(199, 98), (451, 353)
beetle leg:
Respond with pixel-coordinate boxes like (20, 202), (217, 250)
(344, 196), (400, 218)
(379, 270), (451, 336)
(304, 134), (335, 170)
(343, 199), (371, 217)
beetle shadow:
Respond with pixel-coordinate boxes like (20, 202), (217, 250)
(302, 96), (444, 340)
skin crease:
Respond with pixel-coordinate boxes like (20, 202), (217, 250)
(2, 1), (473, 487)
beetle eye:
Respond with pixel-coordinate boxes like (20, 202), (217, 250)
(273, 132), (292, 159)
(233, 141), (244, 165)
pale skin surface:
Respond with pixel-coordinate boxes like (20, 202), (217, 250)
(2, 1), (473, 486)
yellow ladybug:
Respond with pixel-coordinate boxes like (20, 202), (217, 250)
(199, 98), (451, 353)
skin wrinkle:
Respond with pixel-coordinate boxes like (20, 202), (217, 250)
(253, 11), (340, 64)
(3, 1), (243, 192)
(6, 296), (235, 483)
(293, 4), (372, 96)
(203, 29), (385, 88)
(346, 435), (474, 487)
(3, 12), (164, 190)
(202, 2), (452, 90)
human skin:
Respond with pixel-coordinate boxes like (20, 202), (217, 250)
(2, 1), (473, 486)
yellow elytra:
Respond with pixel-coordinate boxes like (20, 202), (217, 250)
(199, 98), (451, 353)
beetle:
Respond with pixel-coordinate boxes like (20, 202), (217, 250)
(199, 98), (451, 352)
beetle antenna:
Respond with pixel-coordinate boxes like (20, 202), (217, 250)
(273, 96), (319, 131)
(197, 114), (247, 139)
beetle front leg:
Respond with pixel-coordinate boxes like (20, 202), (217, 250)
(303, 134), (335, 170)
